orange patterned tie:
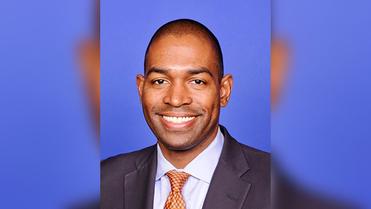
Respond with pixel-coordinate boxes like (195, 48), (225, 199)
(164, 170), (190, 209)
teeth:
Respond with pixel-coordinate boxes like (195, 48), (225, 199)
(162, 116), (195, 123)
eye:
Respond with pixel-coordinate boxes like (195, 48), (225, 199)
(152, 79), (168, 85)
(190, 79), (206, 85)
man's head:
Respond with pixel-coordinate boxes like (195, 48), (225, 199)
(144, 19), (224, 80)
(137, 19), (233, 152)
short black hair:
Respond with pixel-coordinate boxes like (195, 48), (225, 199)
(144, 19), (224, 79)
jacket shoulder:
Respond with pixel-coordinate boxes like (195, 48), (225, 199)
(239, 142), (271, 173)
(101, 145), (156, 178)
(220, 125), (270, 172)
(101, 146), (156, 209)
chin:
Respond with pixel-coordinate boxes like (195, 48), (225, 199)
(160, 137), (198, 151)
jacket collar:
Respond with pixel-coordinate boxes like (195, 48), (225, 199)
(124, 145), (157, 209)
(201, 125), (251, 209)
(123, 125), (251, 209)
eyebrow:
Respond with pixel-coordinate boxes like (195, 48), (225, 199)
(146, 67), (214, 78)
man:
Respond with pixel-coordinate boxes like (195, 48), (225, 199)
(101, 19), (270, 209)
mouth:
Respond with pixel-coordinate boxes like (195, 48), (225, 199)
(162, 115), (195, 123)
(158, 113), (199, 129)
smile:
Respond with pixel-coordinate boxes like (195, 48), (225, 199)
(162, 116), (195, 123)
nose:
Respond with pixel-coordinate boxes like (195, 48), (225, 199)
(163, 82), (192, 107)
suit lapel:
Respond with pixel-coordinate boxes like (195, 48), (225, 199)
(202, 126), (252, 209)
(124, 147), (157, 209)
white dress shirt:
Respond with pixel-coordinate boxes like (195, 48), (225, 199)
(153, 127), (224, 209)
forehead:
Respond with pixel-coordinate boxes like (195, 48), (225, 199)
(145, 34), (219, 76)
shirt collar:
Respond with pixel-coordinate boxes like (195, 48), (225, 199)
(156, 126), (224, 184)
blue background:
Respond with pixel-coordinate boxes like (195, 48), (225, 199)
(2, 0), (370, 208)
(0, 0), (99, 208)
(101, 0), (271, 159)
(273, 0), (371, 208)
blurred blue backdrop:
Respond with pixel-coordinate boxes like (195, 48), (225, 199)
(0, 0), (99, 208)
(101, 0), (271, 159)
(273, 0), (371, 208)
(3, 0), (370, 208)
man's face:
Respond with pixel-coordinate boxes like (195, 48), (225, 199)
(137, 34), (232, 151)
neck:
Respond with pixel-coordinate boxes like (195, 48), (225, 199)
(159, 127), (219, 169)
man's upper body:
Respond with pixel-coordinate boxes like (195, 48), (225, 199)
(102, 19), (270, 209)
(101, 125), (270, 209)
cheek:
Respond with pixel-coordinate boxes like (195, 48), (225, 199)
(142, 91), (165, 112)
(193, 90), (219, 113)
(141, 93), (155, 111)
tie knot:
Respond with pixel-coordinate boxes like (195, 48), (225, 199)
(166, 170), (190, 192)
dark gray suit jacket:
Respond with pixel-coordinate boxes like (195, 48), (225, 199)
(101, 126), (270, 209)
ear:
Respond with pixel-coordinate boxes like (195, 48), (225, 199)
(220, 74), (233, 107)
(136, 74), (145, 100)
(271, 38), (289, 107)
(78, 39), (100, 126)
(78, 39), (100, 101)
